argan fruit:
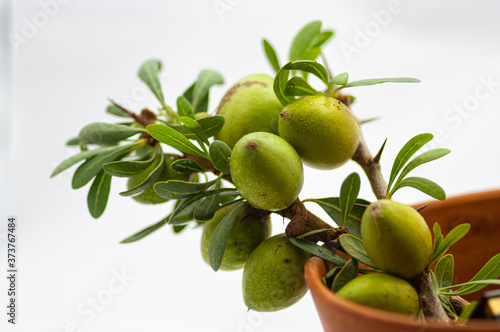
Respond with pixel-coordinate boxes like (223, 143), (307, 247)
(242, 234), (311, 312)
(128, 154), (193, 204)
(200, 203), (272, 271)
(230, 132), (303, 211)
(337, 273), (419, 315)
(215, 74), (283, 148)
(361, 200), (432, 279)
(278, 95), (360, 170)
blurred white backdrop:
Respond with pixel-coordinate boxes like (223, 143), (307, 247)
(1, 0), (500, 331)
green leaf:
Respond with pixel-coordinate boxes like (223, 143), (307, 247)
(432, 224), (470, 264)
(274, 62), (293, 106)
(120, 217), (169, 243)
(154, 177), (220, 199)
(77, 122), (145, 145)
(299, 47), (321, 62)
(434, 254), (454, 289)
(118, 151), (165, 197)
(339, 172), (361, 229)
(289, 20), (322, 61)
(72, 142), (142, 189)
(439, 294), (458, 318)
(66, 137), (81, 146)
(87, 170), (112, 219)
(430, 270), (441, 295)
(183, 81), (208, 114)
(286, 60), (329, 85)
(458, 301), (478, 323)
(103, 150), (156, 177)
(388, 133), (434, 193)
(179, 116), (210, 145)
(106, 104), (131, 118)
(390, 176), (446, 201)
(336, 77), (421, 91)
(173, 224), (188, 234)
(138, 59), (167, 108)
(289, 238), (346, 267)
(303, 198), (370, 238)
(171, 115), (226, 140)
(441, 279), (500, 296)
(284, 76), (317, 96)
(147, 124), (208, 158)
(310, 30), (334, 49)
(170, 159), (205, 173)
(176, 96), (195, 119)
(208, 201), (246, 271)
(396, 148), (451, 185)
(51, 145), (118, 178)
(338, 234), (377, 268)
(332, 258), (359, 293)
(262, 39), (280, 73)
(209, 140), (232, 174)
(191, 70), (224, 111)
(193, 190), (220, 221)
(433, 223), (444, 256)
(331, 72), (349, 86)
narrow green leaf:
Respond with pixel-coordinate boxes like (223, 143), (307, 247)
(120, 215), (170, 244)
(432, 224), (470, 264)
(441, 280), (500, 296)
(336, 77), (421, 91)
(154, 177), (220, 199)
(439, 294), (458, 318)
(430, 270), (441, 295)
(119, 151), (164, 197)
(289, 238), (346, 267)
(183, 81), (209, 114)
(78, 122), (145, 145)
(284, 76), (317, 96)
(66, 137), (81, 146)
(147, 124), (208, 158)
(339, 172), (361, 229)
(72, 142), (141, 189)
(198, 115), (225, 138)
(176, 96), (195, 119)
(191, 70), (224, 111)
(180, 116), (210, 145)
(390, 176), (446, 201)
(173, 224), (188, 234)
(290, 20), (322, 61)
(169, 198), (198, 224)
(103, 150), (156, 177)
(435, 254), (454, 289)
(458, 301), (478, 322)
(396, 148), (451, 185)
(274, 62), (293, 106)
(331, 72), (349, 86)
(208, 201), (246, 271)
(263, 39), (280, 73)
(51, 145), (118, 178)
(310, 30), (334, 49)
(106, 104), (131, 118)
(170, 159), (205, 173)
(138, 59), (167, 108)
(87, 170), (112, 219)
(339, 234), (377, 268)
(299, 47), (321, 62)
(332, 258), (359, 293)
(286, 60), (329, 85)
(432, 222), (444, 257)
(193, 190), (220, 221)
(209, 140), (232, 174)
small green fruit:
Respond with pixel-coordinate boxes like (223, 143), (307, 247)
(361, 200), (432, 279)
(215, 74), (283, 148)
(230, 132), (303, 211)
(128, 154), (192, 204)
(278, 95), (360, 170)
(242, 234), (311, 312)
(194, 112), (209, 120)
(337, 273), (419, 315)
(200, 203), (272, 271)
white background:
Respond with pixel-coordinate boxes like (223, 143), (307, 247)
(2, 1), (500, 331)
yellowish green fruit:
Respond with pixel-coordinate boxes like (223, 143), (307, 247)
(337, 273), (419, 315)
(278, 95), (360, 170)
(194, 112), (210, 120)
(230, 132), (303, 211)
(242, 234), (311, 312)
(200, 203), (271, 271)
(215, 74), (283, 148)
(128, 154), (193, 204)
(361, 200), (432, 279)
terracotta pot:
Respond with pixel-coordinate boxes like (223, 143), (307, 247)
(305, 190), (500, 332)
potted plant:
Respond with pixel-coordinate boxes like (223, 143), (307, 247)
(51, 21), (500, 330)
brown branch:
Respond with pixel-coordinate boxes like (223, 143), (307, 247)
(449, 295), (470, 316)
(409, 269), (449, 323)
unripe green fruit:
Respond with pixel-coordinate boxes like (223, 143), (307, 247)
(361, 200), (432, 279)
(215, 74), (283, 149)
(242, 234), (311, 312)
(200, 203), (272, 271)
(128, 154), (192, 204)
(230, 132), (304, 211)
(194, 112), (209, 120)
(337, 273), (419, 315)
(278, 95), (360, 170)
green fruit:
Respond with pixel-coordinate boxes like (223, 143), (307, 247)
(200, 203), (272, 271)
(128, 154), (193, 204)
(337, 273), (419, 315)
(361, 200), (432, 279)
(278, 95), (360, 170)
(194, 112), (209, 120)
(230, 132), (303, 211)
(215, 74), (283, 149)
(242, 234), (311, 312)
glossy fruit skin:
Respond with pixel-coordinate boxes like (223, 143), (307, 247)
(278, 95), (360, 170)
(215, 74), (283, 149)
(128, 154), (192, 204)
(337, 273), (419, 315)
(200, 203), (272, 271)
(230, 132), (304, 211)
(361, 200), (432, 279)
(242, 234), (311, 312)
